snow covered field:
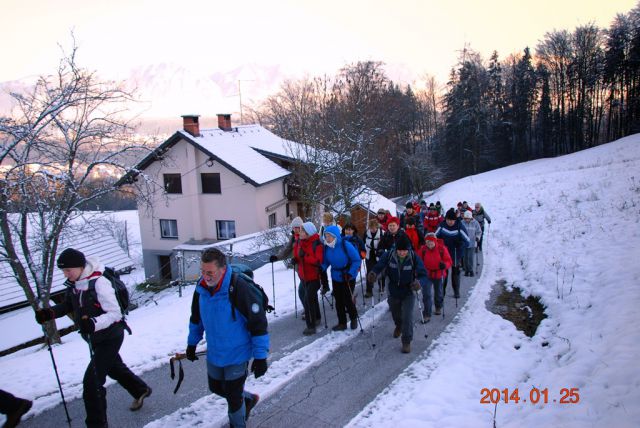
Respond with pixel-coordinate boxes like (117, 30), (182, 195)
(1, 134), (639, 427)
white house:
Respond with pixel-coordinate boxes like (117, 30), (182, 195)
(123, 114), (305, 281)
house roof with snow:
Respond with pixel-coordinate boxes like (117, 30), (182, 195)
(0, 217), (134, 311)
(350, 187), (398, 215)
(120, 118), (303, 187)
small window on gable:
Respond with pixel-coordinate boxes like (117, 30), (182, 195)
(201, 173), (221, 194)
(268, 213), (276, 228)
(164, 174), (182, 194)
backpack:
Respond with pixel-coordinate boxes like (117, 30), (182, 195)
(228, 264), (274, 321)
(88, 266), (132, 333)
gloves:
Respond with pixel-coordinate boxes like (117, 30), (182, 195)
(35, 308), (55, 324)
(488, 220), (491, 225)
(251, 358), (268, 378)
(411, 280), (421, 291)
(269, 255), (278, 263)
(367, 271), (377, 283)
(186, 345), (198, 361)
(78, 317), (96, 334)
(439, 262), (446, 270)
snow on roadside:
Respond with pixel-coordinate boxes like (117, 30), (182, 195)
(348, 134), (640, 427)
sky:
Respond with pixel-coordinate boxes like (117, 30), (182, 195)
(1, 0), (638, 86)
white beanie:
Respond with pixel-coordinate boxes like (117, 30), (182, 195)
(463, 210), (473, 219)
(291, 216), (303, 228)
(302, 221), (317, 236)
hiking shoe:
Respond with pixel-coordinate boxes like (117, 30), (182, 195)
(434, 307), (442, 315)
(470, 271), (475, 277)
(245, 393), (259, 421)
(332, 323), (347, 331)
(130, 387), (152, 411)
(401, 342), (411, 353)
(303, 327), (316, 335)
(350, 318), (358, 330)
(421, 316), (431, 324)
(4, 398), (32, 428)
(393, 326), (401, 338)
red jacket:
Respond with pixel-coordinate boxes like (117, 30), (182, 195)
(418, 238), (452, 279)
(293, 234), (323, 281)
(405, 227), (423, 251)
(423, 210), (443, 233)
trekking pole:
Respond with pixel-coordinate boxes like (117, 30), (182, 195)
(270, 261), (277, 317)
(414, 290), (429, 339)
(358, 262), (366, 308)
(320, 286), (328, 328)
(370, 277), (377, 349)
(36, 297), (72, 427)
(441, 271), (446, 319)
(170, 350), (208, 394)
(292, 267), (298, 318)
(344, 275), (364, 333)
(84, 324), (105, 423)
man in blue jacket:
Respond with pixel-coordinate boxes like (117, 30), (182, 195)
(367, 234), (428, 353)
(436, 208), (470, 299)
(186, 248), (269, 427)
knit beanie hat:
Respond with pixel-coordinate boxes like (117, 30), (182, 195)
(396, 234), (411, 251)
(406, 202), (414, 209)
(445, 208), (457, 221)
(291, 216), (304, 228)
(302, 221), (317, 236)
(425, 233), (438, 243)
(57, 248), (86, 269)
(464, 210), (473, 219)
(388, 216), (400, 225)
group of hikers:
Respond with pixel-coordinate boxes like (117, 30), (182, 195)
(2, 199), (490, 428)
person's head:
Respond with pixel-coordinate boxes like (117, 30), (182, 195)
(425, 233), (437, 249)
(436, 201), (441, 207)
(445, 208), (457, 226)
(368, 218), (379, 232)
(322, 212), (334, 226)
(291, 216), (303, 235)
(475, 202), (482, 211)
(463, 210), (473, 221)
(323, 225), (341, 248)
(343, 223), (357, 236)
(462, 201), (469, 208)
(457, 202), (463, 209)
(420, 200), (427, 209)
(201, 248), (227, 287)
(405, 202), (414, 214)
(57, 248), (87, 282)
(300, 221), (317, 239)
(396, 234), (411, 258)
(388, 217), (400, 233)
(377, 208), (386, 219)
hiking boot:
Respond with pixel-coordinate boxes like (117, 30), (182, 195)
(421, 316), (431, 324)
(393, 326), (401, 338)
(130, 387), (152, 411)
(470, 271), (475, 277)
(245, 393), (260, 421)
(350, 318), (358, 330)
(4, 398), (32, 428)
(464, 271), (470, 277)
(303, 327), (316, 335)
(401, 342), (411, 353)
(434, 307), (442, 315)
(332, 323), (347, 331)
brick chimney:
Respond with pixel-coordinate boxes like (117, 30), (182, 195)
(217, 114), (232, 131)
(182, 115), (200, 137)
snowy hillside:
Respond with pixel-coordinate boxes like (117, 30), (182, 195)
(0, 135), (638, 427)
(348, 134), (640, 427)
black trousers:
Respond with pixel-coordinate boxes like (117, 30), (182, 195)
(84, 325), (148, 428)
(300, 279), (321, 328)
(332, 279), (358, 324)
(0, 389), (26, 415)
(443, 266), (461, 298)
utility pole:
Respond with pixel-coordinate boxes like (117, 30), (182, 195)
(237, 79), (255, 125)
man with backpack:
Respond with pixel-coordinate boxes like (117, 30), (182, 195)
(436, 209), (470, 299)
(186, 248), (269, 427)
(418, 233), (452, 320)
(367, 234), (428, 353)
(35, 248), (151, 428)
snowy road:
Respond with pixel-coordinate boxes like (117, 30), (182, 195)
(18, 257), (481, 428)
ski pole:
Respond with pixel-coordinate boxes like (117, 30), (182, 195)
(270, 261), (277, 317)
(344, 275), (364, 333)
(292, 267), (298, 318)
(370, 275), (377, 349)
(414, 290), (429, 339)
(36, 297), (72, 427)
(441, 272), (446, 319)
(359, 262), (366, 307)
(320, 285), (328, 329)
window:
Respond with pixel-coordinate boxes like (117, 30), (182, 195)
(160, 219), (178, 239)
(163, 174), (182, 194)
(216, 220), (236, 240)
(268, 213), (276, 228)
(201, 173), (221, 194)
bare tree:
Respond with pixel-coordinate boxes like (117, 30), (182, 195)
(0, 41), (153, 342)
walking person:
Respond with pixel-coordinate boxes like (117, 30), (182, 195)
(318, 213), (338, 294)
(473, 202), (492, 251)
(400, 202), (423, 234)
(367, 235), (428, 353)
(363, 219), (383, 298)
(321, 225), (361, 331)
(186, 248), (269, 427)
(435, 209), (470, 299)
(35, 248), (151, 428)
(0, 389), (32, 428)
(418, 233), (452, 319)
(423, 203), (443, 234)
(462, 211), (482, 276)
(294, 222), (324, 335)
(375, 208), (392, 232)
(269, 216), (304, 316)
(404, 217), (424, 251)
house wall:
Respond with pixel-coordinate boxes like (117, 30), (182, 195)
(138, 137), (288, 280)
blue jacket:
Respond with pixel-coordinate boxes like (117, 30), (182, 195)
(435, 219), (470, 263)
(188, 265), (270, 367)
(371, 249), (428, 298)
(321, 225), (361, 282)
